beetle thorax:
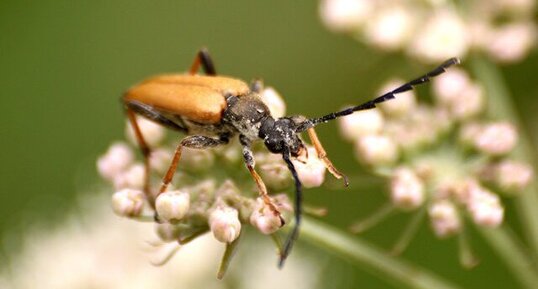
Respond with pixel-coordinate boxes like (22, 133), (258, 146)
(223, 93), (272, 142)
(259, 116), (305, 156)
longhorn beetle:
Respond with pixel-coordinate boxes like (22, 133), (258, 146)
(122, 48), (459, 267)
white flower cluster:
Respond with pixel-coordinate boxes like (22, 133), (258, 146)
(341, 68), (533, 242)
(320, 0), (536, 63)
(97, 87), (327, 273)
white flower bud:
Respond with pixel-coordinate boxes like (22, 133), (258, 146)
(495, 160), (534, 193)
(474, 122), (518, 155)
(467, 188), (504, 227)
(209, 207), (241, 243)
(339, 109), (384, 140)
(292, 147), (326, 188)
(355, 134), (398, 165)
(390, 167), (425, 210)
(126, 117), (166, 147)
(319, 0), (373, 32)
(429, 200), (461, 237)
(364, 6), (415, 50)
(250, 198), (284, 235)
(111, 188), (145, 217)
(97, 142), (134, 180)
(377, 79), (416, 117)
(155, 190), (190, 222)
(113, 163), (145, 190)
(261, 87), (286, 118)
(408, 9), (469, 62)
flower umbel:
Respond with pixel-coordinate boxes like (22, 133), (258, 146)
(320, 0), (537, 64)
(344, 67), (533, 266)
(96, 88), (327, 277)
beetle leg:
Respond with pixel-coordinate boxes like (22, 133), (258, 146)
(126, 109), (154, 203)
(157, 135), (229, 196)
(307, 127), (349, 187)
(239, 135), (285, 226)
(189, 48), (217, 76)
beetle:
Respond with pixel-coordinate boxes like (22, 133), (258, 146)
(122, 48), (459, 267)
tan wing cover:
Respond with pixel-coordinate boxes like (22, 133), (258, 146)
(124, 74), (250, 124)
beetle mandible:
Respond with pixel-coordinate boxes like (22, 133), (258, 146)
(122, 48), (459, 267)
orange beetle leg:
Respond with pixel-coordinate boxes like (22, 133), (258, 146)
(307, 127), (349, 187)
(126, 109), (155, 205)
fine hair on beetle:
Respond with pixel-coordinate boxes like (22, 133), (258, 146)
(123, 48), (460, 267)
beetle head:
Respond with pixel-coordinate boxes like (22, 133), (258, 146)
(259, 116), (307, 157)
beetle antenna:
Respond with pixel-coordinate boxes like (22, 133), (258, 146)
(298, 58), (460, 131)
(279, 147), (303, 268)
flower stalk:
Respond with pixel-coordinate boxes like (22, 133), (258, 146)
(300, 217), (462, 289)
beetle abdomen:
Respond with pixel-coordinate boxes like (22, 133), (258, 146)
(124, 74), (250, 124)
(143, 74), (250, 96)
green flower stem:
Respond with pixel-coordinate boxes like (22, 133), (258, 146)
(471, 57), (538, 256)
(300, 217), (462, 289)
(478, 226), (538, 289)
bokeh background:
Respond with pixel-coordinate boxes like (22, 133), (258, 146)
(1, 1), (537, 288)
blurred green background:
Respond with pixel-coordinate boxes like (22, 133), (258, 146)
(1, 1), (537, 288)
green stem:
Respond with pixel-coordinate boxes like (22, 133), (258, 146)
(470, 57), (538, 256)
(478, 227), (538, 289)
(300, 217), (462, 289)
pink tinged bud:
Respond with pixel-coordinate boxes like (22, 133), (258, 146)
(261, 87), (286, 118)
(467, 188), (504, 227)
(113, 163), (145, 190)
(487, 23), (536, 63)
(209, 207), (242, 243)
(338, 109), (384, 140)
(126, 117), (166, 147)
(390, 167), (425, 210)
(474, 122), (518, 155)
(319, 0), (373, 32)
(250, 198), (283, 235)
(292, 147), (326, 188)
(495, 160), (534, 193)
(355, 134), (398, 166)
(433, 68), (471, 105)
(111, 188), (145, 217)
(429, 200), (461, 237)
(155, 190), (190, 222)
(97, 142), (134, 180)
(377, 79), (416, 117)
